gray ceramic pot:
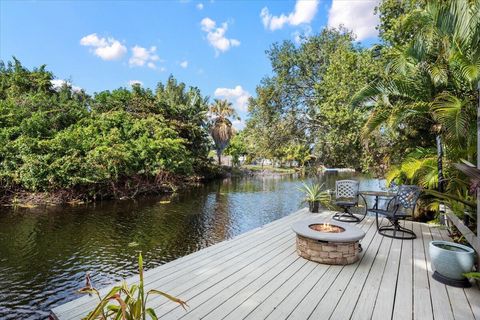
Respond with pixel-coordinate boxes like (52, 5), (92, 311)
(429, 240), (475, 280)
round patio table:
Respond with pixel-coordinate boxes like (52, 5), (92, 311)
(360, 191), (397, 211)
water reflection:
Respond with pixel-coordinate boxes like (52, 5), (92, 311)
(0, 172), (379, 319)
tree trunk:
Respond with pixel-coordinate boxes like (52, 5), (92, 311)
(436, 135), (444, 193)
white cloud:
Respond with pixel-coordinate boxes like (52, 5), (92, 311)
(214, 85), (251, 112)
(232, 119), (245, 130)
(293, 25), (312, 44)
(261, 0), (319, 31)
(129, 45), (160, 69)
(201, 17), (216, 30)
(201, 17), (240, 55)
(128, 80), (143, 87)
(51, 79), (82, 92)
(327, 0), (380, 40)
(180, 60), (188, 68)
(196, 3), (204, 10)
(80, 33), (127, 60)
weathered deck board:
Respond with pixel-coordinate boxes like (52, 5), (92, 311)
(421, 223), (454, 320)
(435, 225), (478, 320)
(54, 209), (308, 319)
(51, 209), (480, 320)
(412, 221), (434, 320)
(370, 229), (402, 320)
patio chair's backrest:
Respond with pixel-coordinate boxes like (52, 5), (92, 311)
(396, 185), (421, 209)
(335, 180), (359, 199)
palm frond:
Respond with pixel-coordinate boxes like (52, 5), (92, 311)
(431, 92), (475, 145)
(350, 81), (383, 108)
(361, 108), (390, 137)
(385, 165), (402, 185)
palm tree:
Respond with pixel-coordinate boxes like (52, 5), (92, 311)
(352, 0), (479, 194)
(209, 99), (238, 165)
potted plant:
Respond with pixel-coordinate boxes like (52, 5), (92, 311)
(429, 240), (475, 287)
(299, 182), (331, 213)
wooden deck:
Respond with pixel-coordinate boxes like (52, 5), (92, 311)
(51, 208), (480, 320)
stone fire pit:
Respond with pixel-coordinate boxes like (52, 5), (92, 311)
(292, 218), (365, 265)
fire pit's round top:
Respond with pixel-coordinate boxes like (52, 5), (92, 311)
(292, 218), (365, 242)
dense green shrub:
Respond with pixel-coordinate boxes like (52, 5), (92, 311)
(0, 59), (211, 200)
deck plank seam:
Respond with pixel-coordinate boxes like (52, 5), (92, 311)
(285, 265), (332, 319)
(179, 250), (302, 320)
(328, 223), (388, 320)
(324, 218), (381, 320)
(52, 210), (308, 315)
(274, 263), (333, 320)
(389, 231), (404, 320)
(431, 225), (456, 319)
(419, 223), (435, 319)
(411, 221), (415, 320)
(98, 228), (300, 318)
(201, 255), (305, 319)
(221, 257), (309, 320)
(244, 255), (325, 319)
(163, 237), (299, 318)
(201, 254), (303, 320)
(198, 213), (339, 320)
(358, 234), (394, 320)
(306, 218), (378, 319)
(242, 259), (319, 320)
(61, 213), (306, 319)
(217, 215), (356, 319)
(146, 218), (307, 316)
(423, 223), (456, 320)
(307, 217), (375, 319)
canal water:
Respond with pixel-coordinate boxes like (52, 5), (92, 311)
(0, 172), (383, 319)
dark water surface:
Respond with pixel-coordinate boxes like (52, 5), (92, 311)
(0, 173), (382, 319)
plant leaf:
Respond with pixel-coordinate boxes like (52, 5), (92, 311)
(145, 308), (158, 320)
(464, 272), (480, 279)
(147, 289), (188, 311)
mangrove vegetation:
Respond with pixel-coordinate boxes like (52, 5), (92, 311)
(0, 59), (217, 204)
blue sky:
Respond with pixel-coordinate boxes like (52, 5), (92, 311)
(0, 0), (380, 128)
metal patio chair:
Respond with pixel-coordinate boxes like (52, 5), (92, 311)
(332, 180), (367, 223)
(369, 185), (421, 239)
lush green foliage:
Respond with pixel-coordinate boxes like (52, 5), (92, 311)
(298, 182), (331, 203)
(242, 28), (381, 170)
(0, 59), (211, 201)
(79, 253), (187, 320)
(224, 131), (247, 166)
(239, 0), (479, 223)
(353, 0), (479, 217)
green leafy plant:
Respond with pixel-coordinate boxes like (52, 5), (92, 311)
(0, 60), (213, 205)
(79, 253), (188, 320)
(464, 272), (480, 280)
(298, 182), (332, 205)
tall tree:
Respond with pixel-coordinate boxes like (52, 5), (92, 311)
(209, 99), (237, 165)
(244, 28), (379, 170)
